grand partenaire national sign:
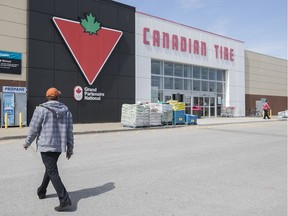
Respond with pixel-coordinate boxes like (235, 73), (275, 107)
(142, 27), (236, 62)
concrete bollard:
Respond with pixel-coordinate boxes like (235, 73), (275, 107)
(19, 112), (22, 128)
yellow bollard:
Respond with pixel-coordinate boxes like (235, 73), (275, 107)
(269, 109), (272, 117)
(4, 112), (8, 129)
(19, 112), (22, 128)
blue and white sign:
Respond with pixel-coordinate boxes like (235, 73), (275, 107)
(0, 50), (22, 75)
(2, 93), (15, 126)
(3, 86), (27, 93)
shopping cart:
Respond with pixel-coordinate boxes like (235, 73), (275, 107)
(221, 106), (235, 117)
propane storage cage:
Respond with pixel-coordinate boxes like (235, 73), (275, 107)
(1, 86), (27, 127)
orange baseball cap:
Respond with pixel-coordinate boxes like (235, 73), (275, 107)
(46, 87), (61, 97)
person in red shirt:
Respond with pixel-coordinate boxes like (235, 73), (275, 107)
(262, 101), (271, 119)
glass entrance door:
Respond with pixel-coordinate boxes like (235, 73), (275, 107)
(192, 96), (216, 117)
(209, 97), (216, 117)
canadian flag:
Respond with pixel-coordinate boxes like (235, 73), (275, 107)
(74, 86), (83, 101)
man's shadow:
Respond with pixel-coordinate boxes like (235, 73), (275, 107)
(46, 182), (115, 212)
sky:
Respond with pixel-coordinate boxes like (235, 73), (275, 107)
(115, 0), (287, 60)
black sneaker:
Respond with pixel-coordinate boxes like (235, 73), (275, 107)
(38, 193), (46, 199)
(37, 188), (46, 199)
(54, 202), (72, 212)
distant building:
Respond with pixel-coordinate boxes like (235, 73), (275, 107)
(245, 50), (287, 115)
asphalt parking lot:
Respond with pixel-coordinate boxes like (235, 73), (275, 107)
(0, 119), (286, 216)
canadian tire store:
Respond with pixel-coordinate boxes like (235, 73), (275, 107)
(0, 0), (287, 124)
(135, 12), (245, 117)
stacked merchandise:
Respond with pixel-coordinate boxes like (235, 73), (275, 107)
(168, 100), (186, 124)
(121, 103), (150, 127)
(121, 102), (198, 127)
(145, 103), (162, 126)
(168, 100), (185, 111)
(154, 103), (173, 125)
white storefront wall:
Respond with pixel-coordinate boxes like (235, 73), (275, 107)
(135, 12), (245, 116)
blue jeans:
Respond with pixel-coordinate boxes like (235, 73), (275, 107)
(38, 152), (71, 205)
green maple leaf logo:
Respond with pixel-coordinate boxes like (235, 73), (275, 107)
(80, 13), (101, 35)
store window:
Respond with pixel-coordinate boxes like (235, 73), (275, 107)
(218, 94), (225, 105)
(150, 59), (226, 112)
(201, 67), (208, 79)
(151, 76), (163, 89)
(209, 68), (216, 80)
(164, 77), (173, 89)
(184, 79), (191, 90)
(217, 70), (225, 81)
(151, 60), (162, 75)
(175, 78), (183, 90)
(174, 63), (183, 77)
(184, 65), (191, 77)
(201, 80), (208, 91)
(151, 87), (163, 103)
(164, 62), (173, 76)
(209, 82), (216, 92)
(193, 66), (201, 79)
(193, 80), (200, 91)
(217, 94), (225, 115)
(217, 82), (223, 93)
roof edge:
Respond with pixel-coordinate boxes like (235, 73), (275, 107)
(136, 11), (244, 43)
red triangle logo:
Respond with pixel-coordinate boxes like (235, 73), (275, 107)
(53, 16), (123, 85)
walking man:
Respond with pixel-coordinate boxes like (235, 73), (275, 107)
(262, 100), (271, 119)
(24, 87), (74, 211)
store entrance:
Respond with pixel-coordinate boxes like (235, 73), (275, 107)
(192, 95), (216, 117)
(172, 93), (184, 102)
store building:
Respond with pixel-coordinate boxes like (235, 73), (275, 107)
(135, 12), (245, 117)
(245, 50), (287, 115)
(0, 0), (136, 124)
(0, 0), (287, 124)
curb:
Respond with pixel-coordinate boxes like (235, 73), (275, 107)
(0, 135), (27, 141)
(0, 119), (281, 141)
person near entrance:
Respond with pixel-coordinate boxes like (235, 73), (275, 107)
(23, 87), (74, 212)
(262, 100), (271, 119)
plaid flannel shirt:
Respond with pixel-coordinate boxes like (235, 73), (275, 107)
(25, 101), (74, 153)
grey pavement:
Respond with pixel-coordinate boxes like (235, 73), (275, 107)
(0, 119), (286, 216)
(0, 116), (282, 141)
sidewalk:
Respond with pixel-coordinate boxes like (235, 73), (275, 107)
(0, 117), (280, 141)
